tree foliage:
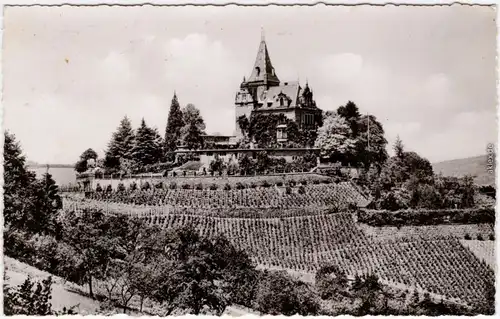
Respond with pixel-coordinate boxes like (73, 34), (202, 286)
(315, 113), (357, 162)
(75, 148), (98, 173)
(104, 116), (135, 171)
(164, 93), (185, 158)
(131, 119), (163, 167)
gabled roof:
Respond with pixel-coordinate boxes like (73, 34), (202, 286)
(247, 35), (280, 84)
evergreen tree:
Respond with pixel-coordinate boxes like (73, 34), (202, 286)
(337, 101), (361, 137)
(104, 116), (135, 170)
(164, 93), (185, 159)
(131, 119), (161, 167)
(394, 135), (405, 159)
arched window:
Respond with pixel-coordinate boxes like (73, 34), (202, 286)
(280, 97), (284, 106)
(255, 67), (261, 76)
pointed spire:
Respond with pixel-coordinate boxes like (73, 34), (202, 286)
(247, 29), (280, 85)
(261, 26), (265, 42)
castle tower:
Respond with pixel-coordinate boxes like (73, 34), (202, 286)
(235, 29), (280, 139)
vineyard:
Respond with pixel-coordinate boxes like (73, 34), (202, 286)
(460, 240), (496, 270)
(64, 178), (496, 309)
(359, 223), (495, 241)
(85, 182), (371, 209)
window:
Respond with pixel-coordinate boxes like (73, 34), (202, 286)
(280, 97), (284, 106)
(256, 67), (261, 76)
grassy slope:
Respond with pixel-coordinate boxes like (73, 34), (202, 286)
(432, 155), (495, 186)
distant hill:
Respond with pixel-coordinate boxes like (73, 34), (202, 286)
(432, 155), (495, 186)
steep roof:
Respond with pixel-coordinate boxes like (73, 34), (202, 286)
(254, 82), (300, 108)
(247, 35), (280, 84)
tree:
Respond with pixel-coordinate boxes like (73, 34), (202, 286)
(314, 113), (357, 163)
(394, 135), (404, 159)
(337, 100), (361, 137)
(255, 271), (320, 315)
(59, 209), (125, 299)
(355, 115), (388, 169)
(74, 148), (98, 173)
(164, 93), (185, 159)
(315, 264), (348, 300)
(131, 119), (162, 167)
(3, 131), (61, 236)
(104, 116), (135, 170)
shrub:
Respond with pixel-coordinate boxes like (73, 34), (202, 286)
(250, 182), (257, 189)
(209, 184), (218, 190)
(106, 185), (113, 193)
(117, 183), (126, 192)
(288, 179), (297, 187)
(236, 182), (246, 190)
(489, 234), (495, 241)
(224, 183), (231, 191)
(300, 180), (308, 186)
(141, 181), (151, 191)
(129, 182), (137, 191)
(181, 184), (191, 190)
(95, 183), (102, 192)
(276, 181), (284, 187)
(261, 180), (271, 188)
(298, 185), (306, 194)
(285, 186), (292, 195)
(477, 234), (484, 241)
(464, 233), (472, 240)
(195, 183), (203, 190)
(322, 179), (332, 184)
(313, 180), (320, 185)
(169, 182), (177, 190)
(155, 181), (163, 189)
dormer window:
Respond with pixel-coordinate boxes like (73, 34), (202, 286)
(255, 67), (261, 76)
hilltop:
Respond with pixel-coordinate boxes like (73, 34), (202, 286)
(432, 155), (495, 186)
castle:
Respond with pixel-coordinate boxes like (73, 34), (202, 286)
(234, 31), (322, 139)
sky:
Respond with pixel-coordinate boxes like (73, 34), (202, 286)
(3, 4), (497, 164)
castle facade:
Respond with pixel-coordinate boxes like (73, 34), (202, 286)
(234, 32), (322, 138)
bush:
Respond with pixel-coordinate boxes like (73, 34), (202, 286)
(298, 185), (306, 194)
(141, 181), (151, 191)
(477, 234), (484, 241)
(464, 233), (472, 240)
(155, 181), (163, 189)
(300, 180), (308, 186)
(106, 185), (113, 193)
(195, 183), (203, 190)
(276, 181), (284, 187)
(169, 182), (177, 190)
(129, 182), (137, 191)
(313, 180), (320, 185)
(250, 182), (257, 189)
(489, 234), (495, 241)
(117, 183), (126, 192)
(224, 183), (231, 191)
(181, 184), (191, 190)
(288, 179), (297, 187)
(285, 186), (292, 195)
(236, 182), (246, 190)
(261, 180), (271, 188)
(209, 183), (218, 190)
(95, 183), (102, 192)
(322, 179), (331, 184)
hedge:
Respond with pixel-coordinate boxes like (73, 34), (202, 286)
(358, 208), (495, 227)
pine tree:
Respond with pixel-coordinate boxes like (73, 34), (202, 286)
(394, 135), (405, 159)
(164, 93), (185, 159)
(132, 119), (161, 168)
(104, 116), (135, 170)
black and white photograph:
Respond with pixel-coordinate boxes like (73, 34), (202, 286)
(2, 2), (497, 316)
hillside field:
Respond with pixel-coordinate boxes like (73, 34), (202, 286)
(432, 155), (495, 186)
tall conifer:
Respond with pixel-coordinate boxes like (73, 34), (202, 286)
(164, 93), (184, 159)
(104, 116), (135, 170)
(132, 119), (160, 167)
